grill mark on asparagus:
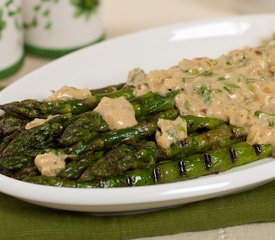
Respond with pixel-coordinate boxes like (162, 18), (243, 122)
(253, 144), (262, 155)
(125, 176), (133, 187)
(99, 179), (105, 188)
(203, 153), (212, 170)
(229, 127), (246, 141)
(178, 160), (186, 176)
(153, 167), (160, 183)
(180, 139), (189, 147)
(230, 128), (237, 140)
(229, 146), (237, 163)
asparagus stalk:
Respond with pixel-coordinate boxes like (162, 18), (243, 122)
(154, 142), (272, 184)
(60, 111), (108, 146)
(96, 140), (263, 187)
(60, 124), (247, 181)
(0, 87), (136, 118)
(91, 83), (125, 95)
(0, 114), (73, 170)
(80, 142), (158, 181)
(158, 124), (247, 159)
(12, 162), (39, 180)
(0, 130), (21, 154)
(57, 151), (104, 180)
(22, 175), (82, 188)
(131, 91), (177, 116)
(0, 98), (96, 119)
(181, 115), (225, 133)
(0, 116), (28, 153)
(0, 115), (27, 138)
(101, 87), (136, 101)
(24, 142), (272, 188)
(60, 91), (178, 146)
(68, 108), (179, 155)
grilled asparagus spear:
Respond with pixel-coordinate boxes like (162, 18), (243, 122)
(68, 108), (179, 155)
(182, 115), (225, 133)
(24, 142), (272, 188)
(158, 124), (247, 159)
(60, 111), (108, 146)
(91, 83), (125, 95)
(57, 151), (104, 180)
(0, 115), (27, 138)
(130, 91), (177, 116)
(0, 87), (136, 118)
(154, 142), (271, 184)
(58, 123), (239, 180)
(0, 116), (28, 154)
(80, 141), (158, 181)
(0, 114), (73, 170)
(104, 142), (272, 187)
(60, 91), (178, 146)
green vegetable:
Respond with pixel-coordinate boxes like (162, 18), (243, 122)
(0, 87), (136, 118)
(24, 142), (272, 188)
(80, 142), (158, 181)
(68, 108), (178, 155)
(255, 111), (275, 127)
(193, 85), (221, 105)
(60, 91), (177, 146)
(131, 91), (177, 117)
(224, 83), (240, 94)
(0, 114), (73, 170)
(60, 111), (108, 146)
(181, 115), (225, 133)
(159, 124), (247, 159)
(0, 115), (27, 138)
(91, 83), (125, 95)
(0, 77), (272, 189)
(57, 151), (104, 180)
(155, 142), (271, 184)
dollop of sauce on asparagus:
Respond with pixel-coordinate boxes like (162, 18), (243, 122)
(45, 86), (92, 101)
(34, 152), (67, 177)
(94, 96), (138, 130)
(156, 117), (187, 149)
(25, 115), (55, 130)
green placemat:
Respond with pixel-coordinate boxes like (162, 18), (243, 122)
(1, 181), (275, 240)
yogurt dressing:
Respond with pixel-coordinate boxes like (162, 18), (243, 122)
(34, 152), (68, 177)
(45, 86), (92, 101)
(127, 41), (275, 152)
(94, 96), (138, 130)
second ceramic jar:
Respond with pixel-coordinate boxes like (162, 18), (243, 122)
(23, 0), (104, 58)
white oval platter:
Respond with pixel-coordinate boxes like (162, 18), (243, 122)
(0, 14), (275, 213)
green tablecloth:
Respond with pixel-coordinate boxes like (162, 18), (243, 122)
(1, 181), (275, 240)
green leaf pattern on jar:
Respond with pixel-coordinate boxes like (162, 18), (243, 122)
(24, 0), (99, 31)
(0, 8), (6, 40)
(23, 0), (59, 31)
(70, 0), (99, 20)
(0, 0), (22, 41)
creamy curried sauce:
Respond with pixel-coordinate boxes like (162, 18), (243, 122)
(127, 41), (275, 154)
(34, 152), (67, 177)
(156, 117), (187, 149)
(94, 96), (138, 130)
(25, 115), (55, 130)
(45, 86), (92, 101)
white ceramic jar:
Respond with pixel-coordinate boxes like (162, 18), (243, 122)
(23, 0), (104, 58)
(0, 0), (24, 79)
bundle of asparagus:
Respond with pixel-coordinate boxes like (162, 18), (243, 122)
(0, 83), (271, 188)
